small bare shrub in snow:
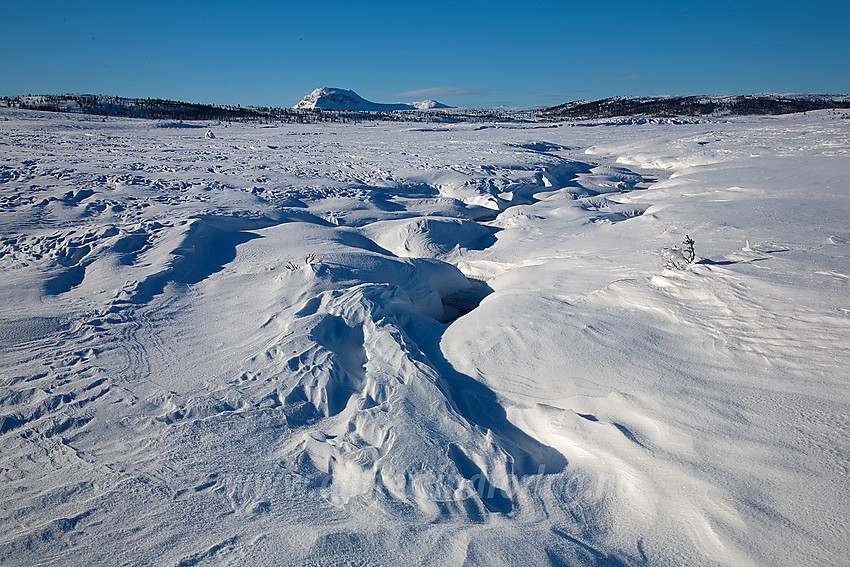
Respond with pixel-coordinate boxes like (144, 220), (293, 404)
(665, 235), (696, 270)
(285, 254), (322, 271)
(682, 235), (695, 263)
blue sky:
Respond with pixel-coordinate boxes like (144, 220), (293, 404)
(2, 0), (847, 108)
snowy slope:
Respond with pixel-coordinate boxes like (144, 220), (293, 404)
(1, 108), (849, 566)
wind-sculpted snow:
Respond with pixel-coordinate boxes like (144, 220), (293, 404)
(1, 108), (849, 565)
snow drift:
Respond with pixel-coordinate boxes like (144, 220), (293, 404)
(1, 106), (848, 566)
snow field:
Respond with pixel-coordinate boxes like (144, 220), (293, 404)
(0, 108), (848, 565)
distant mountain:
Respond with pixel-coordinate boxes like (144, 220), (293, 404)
(0, 93), (500, 124)
(293, 87), (453, 111)
(11, 92), (843, 125)
(412, 99), (453, 110)
(541, 94), (850, 120)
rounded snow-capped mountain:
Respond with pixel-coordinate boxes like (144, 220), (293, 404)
(293, 87), (454, 111)
(412, 99), (452, 109)
(293, 87), (411, 111)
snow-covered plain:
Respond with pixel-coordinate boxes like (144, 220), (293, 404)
(1, 107), (848, 566)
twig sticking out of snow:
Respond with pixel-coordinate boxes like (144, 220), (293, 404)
(682, 235), (695, 264)
(285, 254), (322, 271)
(665, 235), (696, 270)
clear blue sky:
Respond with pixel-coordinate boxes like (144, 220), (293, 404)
(2, 0), (847, 108)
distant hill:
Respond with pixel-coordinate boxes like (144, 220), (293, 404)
(1, 92), (455, 123)
(293, 87), (452, 111)
(412, 99), (453, 110)
(5, 92), (845, 125)
(541, 94), (850, 120)
(1, 94), (300, 122)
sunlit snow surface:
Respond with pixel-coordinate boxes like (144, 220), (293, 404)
(1, 109), (848, 566)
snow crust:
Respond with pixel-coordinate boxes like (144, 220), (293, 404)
(1, 108), (849, 566)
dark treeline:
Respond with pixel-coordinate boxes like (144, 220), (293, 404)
(5, 94), (262, 120)
(4, 93), (847, 124)
(541, 94), (850, 121)
(0, 94), (523, 124)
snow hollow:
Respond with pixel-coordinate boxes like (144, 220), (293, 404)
(1, 107), (849, 566)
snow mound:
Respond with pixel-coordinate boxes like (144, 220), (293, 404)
(363, 217), (496, 262)
(293, 88), (451, 111)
